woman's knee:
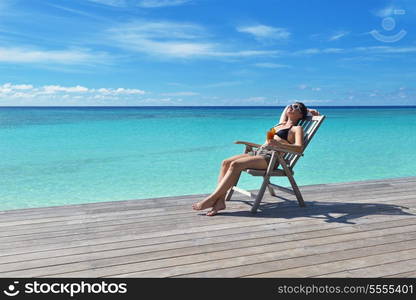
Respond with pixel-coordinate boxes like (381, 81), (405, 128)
(229, 160), (244, 171)
(222, 158), (232, 167)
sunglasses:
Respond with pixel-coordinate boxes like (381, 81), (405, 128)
(290, 104), (302, 111)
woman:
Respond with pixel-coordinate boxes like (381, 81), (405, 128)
(192, 102), (320, 216)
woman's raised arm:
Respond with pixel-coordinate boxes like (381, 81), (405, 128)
(279, 105), (290, 124)
(278, 105), (320, 125)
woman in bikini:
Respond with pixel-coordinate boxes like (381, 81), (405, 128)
(192, 102), (320, 216)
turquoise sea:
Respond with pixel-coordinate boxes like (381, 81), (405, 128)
(1, 106), (415, 211)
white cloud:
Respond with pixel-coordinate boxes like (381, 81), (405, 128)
(253, 62), (290, 68)
(0, 83), (35, 96)
(0, 83), (146, 105)
(328, 31), (350, 41)
(209, 50), (281, 57)
(292, 45), (416, 56)
(161, 91), (199, 96)
(96, 87), (145, 95)
(48, 3), (107, 20)
(43, 85), (89, 94)
(312, 31), (350, 42)
(0, 47), (108, 65)
(15, 84), (34, 90)
(294, 48), (320, 55)
(297, 84), (322, 92)
(202, 81), (243, 88)
(139, 97), (177, 104)
(87, 0), (126, 7)
(355, 46), (416, 54)
(107, 20), (280, 59)
(0, 83), (33, 91)
(107, 21), (213, 58)
(133, 39), (215, 57)
(237, 24), (290, 41)
(138, 0), (192, 8)
(245, 96), (266, 102)
(294, 48), (343, 55)
(113, 21), (206, 39)
(289, 99), (332, 104)
(322, 48), (344, 53)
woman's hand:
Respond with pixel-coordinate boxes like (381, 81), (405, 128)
(308, 108), (320, 116)
(265, 138), (281, 147)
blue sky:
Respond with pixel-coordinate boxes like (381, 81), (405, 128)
(0, 0), (416, 106)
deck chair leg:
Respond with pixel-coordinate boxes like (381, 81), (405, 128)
(224, 188), (234, 202)
(225, 172), (241, 201)
(251, 176), (269, 213)
(286, 173), (305, 207)
(277, 154), (306, 208)
(267, 180), (277, 197)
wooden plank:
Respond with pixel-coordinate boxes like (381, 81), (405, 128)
(0, 188), (411, 230)
(268, 183), (294, 195)
(2, 216), (416, 272)
(1, 215), (415, 266)
(1, 186), (415, 237)
(4, 227), (415, 277)
(1, 196), (414, 250)
(0, 197), (202, 220)
(1, 194), (414, 255)
(0, 177), (412, 224)
(2, 212), (415, 259)
(0, 194), (192, 215)
(112, 236), (416, 278)
(250, 250), (416, 277)
(173, 240), (416, 279)
(300, 176), (416, 188)
(1, 176), (414, 220)
(0, 176), (414, 278)
(384, 270), (416, 278)
(314, 257), (416, 278)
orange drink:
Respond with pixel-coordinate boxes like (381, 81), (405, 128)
(267, 127), (276, 140)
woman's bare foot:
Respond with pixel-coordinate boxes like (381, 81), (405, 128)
(192, 197), (218, 211)
(206, 200), (226, 216)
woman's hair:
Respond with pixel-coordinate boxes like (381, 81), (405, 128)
(295, 102), (308, 120)
(279, 102), (309, 125)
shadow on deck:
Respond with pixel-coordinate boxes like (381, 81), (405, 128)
(211, 197), (415, 224)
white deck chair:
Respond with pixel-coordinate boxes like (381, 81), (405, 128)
(226, 115), (326, 213)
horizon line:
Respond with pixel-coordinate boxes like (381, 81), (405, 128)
(1, 105), (415, 108)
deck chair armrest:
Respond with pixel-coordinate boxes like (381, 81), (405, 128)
(234, 141), (262, 148)
(264, 145), (304, 156)
(234, 140), (262, 154)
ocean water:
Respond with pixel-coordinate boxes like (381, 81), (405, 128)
(1, 106), (415, 211)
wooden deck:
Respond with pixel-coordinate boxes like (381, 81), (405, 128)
(1, 176), (416, 278)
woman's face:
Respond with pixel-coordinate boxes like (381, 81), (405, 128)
(286, 103), (303, 118)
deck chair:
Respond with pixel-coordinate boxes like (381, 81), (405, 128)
(225, 115), (326, 213)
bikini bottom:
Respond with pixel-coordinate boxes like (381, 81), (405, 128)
(246, 146), (280, 169)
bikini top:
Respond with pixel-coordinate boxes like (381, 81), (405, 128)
(275, 124), (293, 141)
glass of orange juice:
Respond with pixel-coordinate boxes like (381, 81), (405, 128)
(267, 127), (276, 140)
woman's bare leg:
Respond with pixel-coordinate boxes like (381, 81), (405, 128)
(216, 153), (250, 199)
(192, 153), (250, 211)
(193, 156), (268, 212)
(207, 154), (268, 215)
